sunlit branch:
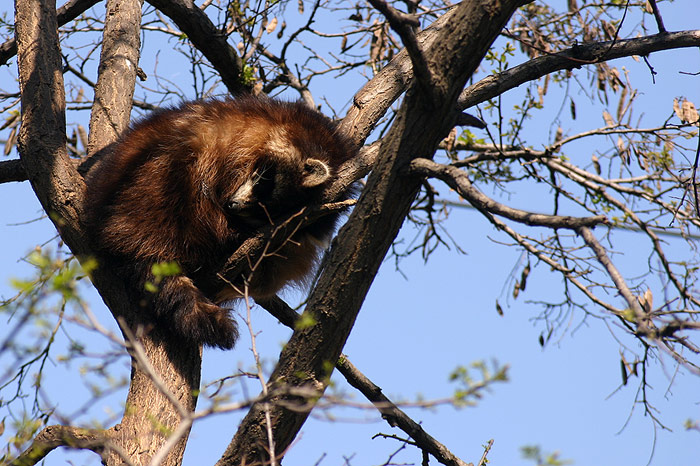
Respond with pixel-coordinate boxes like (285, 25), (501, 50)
(86, 0), (143, 156)
(9, 425), (128, 466)
(410, 158), (608, 229)
(577, 227), (652, 334)
(459, 30), (700, 110)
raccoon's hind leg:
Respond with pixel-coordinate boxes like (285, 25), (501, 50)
(155, 275), (239, 349)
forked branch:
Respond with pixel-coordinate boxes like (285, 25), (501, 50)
(410, 158), (608, 229)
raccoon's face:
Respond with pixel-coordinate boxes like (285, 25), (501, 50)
(223, 152), (332, 227)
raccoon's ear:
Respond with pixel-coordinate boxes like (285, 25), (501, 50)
(301, 159), (331, 188)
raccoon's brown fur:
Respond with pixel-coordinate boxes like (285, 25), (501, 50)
(86, 96), (356, 349)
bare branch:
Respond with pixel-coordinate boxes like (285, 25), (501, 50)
(542, 158), (700, 308)
(480, 208), (623, 315)
(338, 357), (471, 466)
(258, 296), (470, 466)
(10, 425), (111, 466)
(460, 30), (700, 110)
(577, 226), (653, 335)
(410, 158), (609, 229)
(646, 0), (667, 34)
(145, 0), (248, 95)
(368, 0), (435, 97)
(0, 0), (101, 66)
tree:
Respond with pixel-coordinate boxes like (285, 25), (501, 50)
(1, 0), (699, 465)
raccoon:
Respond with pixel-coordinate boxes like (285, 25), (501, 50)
(85, 96), (356, 349)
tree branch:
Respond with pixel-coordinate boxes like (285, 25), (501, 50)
(337, 4), (463, 149)
(459, 30), (700, 110)
(410, 158), (608, 229)
(258, 296), (470, 466)
(10, 425), (111, 466)
(338, 24), (700, 181)
(86, 0), (143, 156)
(474, 203), (624, 316)
(577, 226), (654, 336)
(15, 0), (86, 250)
(145, 0), (248, 95)
(367, 0), (435, 97)
(646, 0), (667, 34)
(1, 0), (101, 66)
(0, 159), (27, 183)
(336, 358), (470, 466)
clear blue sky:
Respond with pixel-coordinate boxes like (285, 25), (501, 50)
(1, 1), (699, 465)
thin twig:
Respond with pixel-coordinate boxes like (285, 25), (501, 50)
(646, 0), (667, 34)
(410, 158), (608, 230)
(577, 226), (653, 336)
(0, 0), (101, 66)
(368, 0), (435, 97)
(257, 296), (470, 466)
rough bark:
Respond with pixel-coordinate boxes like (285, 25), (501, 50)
(14, 0), (201, 465)
(84, 2), (202, 465)
(15, 0), (85, 249)
(86, 0), (144, 156)
(216, 1), (527, 464)
(103, 332), (201, 466)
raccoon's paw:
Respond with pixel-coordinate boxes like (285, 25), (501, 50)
(171, 297), (239, 350)
(190, 300), (240, 350)
(158, 275), (239, 349)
